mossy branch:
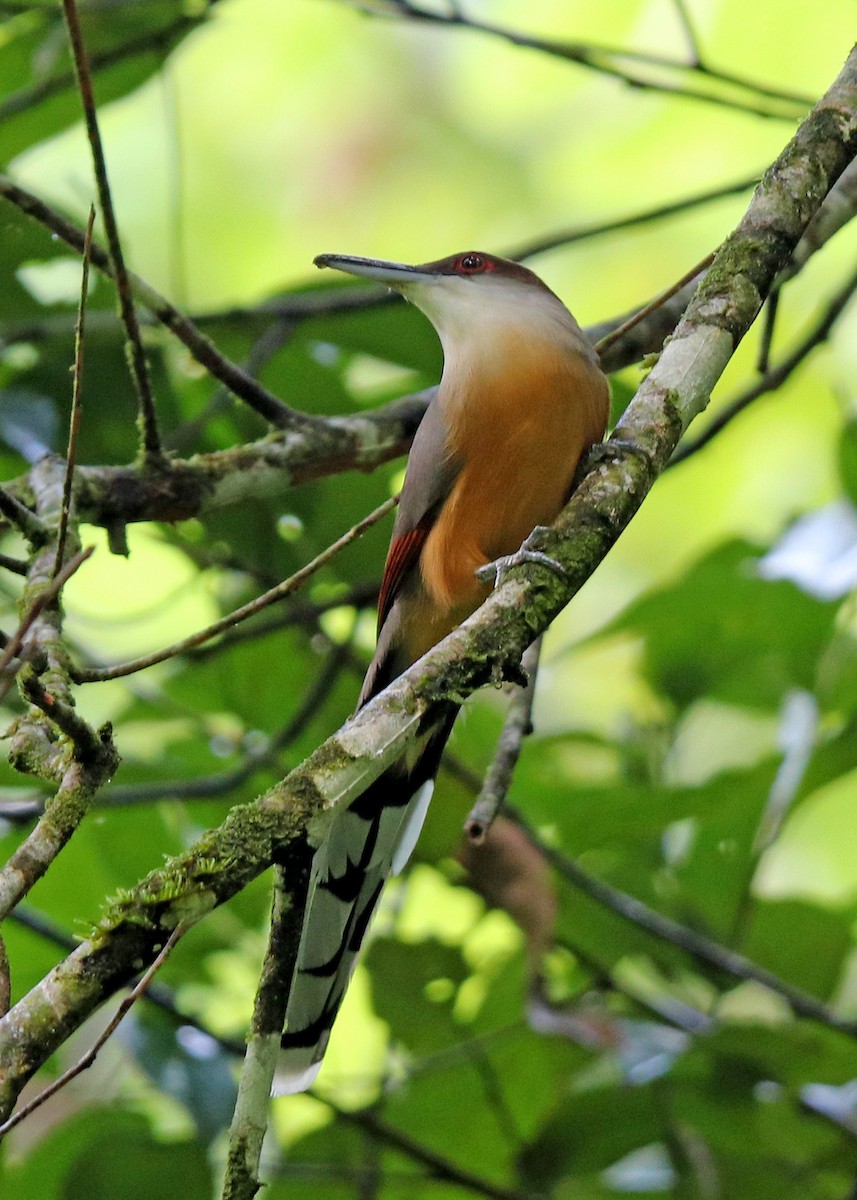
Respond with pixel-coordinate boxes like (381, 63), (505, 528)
(1, 44), (856, 1122)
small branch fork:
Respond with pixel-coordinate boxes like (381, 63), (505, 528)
(0, 546), (93, 705)
(0, 43), (855, 1123)
(671, 256), (857, 466)
(0, 923), (185, 1141)
(60, 0), (162, 464)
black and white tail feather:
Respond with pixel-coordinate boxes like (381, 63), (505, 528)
(278, 719), (453, 1092)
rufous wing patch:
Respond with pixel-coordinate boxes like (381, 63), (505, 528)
(377, 526), (429, 632)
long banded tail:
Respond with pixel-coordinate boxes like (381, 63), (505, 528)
(279, 714), (455, 1092)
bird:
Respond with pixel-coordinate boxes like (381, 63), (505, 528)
(279, 250), (610, 1091)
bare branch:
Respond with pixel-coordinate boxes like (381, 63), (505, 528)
(465, 638), (541, 843)
(1, 41), (855, 1121)
(0, 923), (185, 1139)
(61, 0), (163, 462)
(369, 0), (812, 119)
(73, 496), (395, 682)
(53, 206), (95, 578)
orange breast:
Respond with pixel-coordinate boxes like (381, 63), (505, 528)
(419, 342), (609, 615)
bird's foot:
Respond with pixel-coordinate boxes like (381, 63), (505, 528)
(476, 527), (567, 589)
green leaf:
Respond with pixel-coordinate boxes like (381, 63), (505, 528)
(0, 1111), (211, 1200)
(741, 899), (855, 1001)
(608, 541), (838, 709)
(367, 937), (469, 1055)
(519, 1085), (668, 1184)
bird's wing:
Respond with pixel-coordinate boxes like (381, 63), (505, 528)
(377, 394), (460, 632)
(280, 398), (462, 1092)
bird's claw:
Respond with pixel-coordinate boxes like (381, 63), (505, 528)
(476, 529), (567, 589)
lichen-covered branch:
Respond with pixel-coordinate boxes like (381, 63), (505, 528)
(464, 638), (542, 843)
(221, 864), (308, 1200)
(0, 461), (119, 920)
(593, 147), (857, 373)
(2, 391), (428, 536)
(4, 141), (857, 535)
(1, 43), (855, 1121)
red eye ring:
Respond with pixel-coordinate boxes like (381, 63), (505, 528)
(457, 253), (492, 274)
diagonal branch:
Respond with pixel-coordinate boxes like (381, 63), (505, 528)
(671, 256), (857, 465)
(371, 0), (812, 119)
(0, 173), (300, 430)
(1, 42), (856, 1122)
(511, 812), (857, 1036)
(73, 496), (395, 682)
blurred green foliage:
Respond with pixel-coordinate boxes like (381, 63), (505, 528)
(3, 1), (857, 1197)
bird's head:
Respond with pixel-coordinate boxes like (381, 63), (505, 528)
(314, 251), (589, 359)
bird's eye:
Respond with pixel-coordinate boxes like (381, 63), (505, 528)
(457, 253), (488, 274)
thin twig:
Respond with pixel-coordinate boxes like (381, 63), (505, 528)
(334, 1104), (540, 1200)
(0, 923), (185, 1139)
(465, 638), (541, 843)
(0, 546), (94, 704)
(0, 639), (357, 822)
(671, 258), (857, 466)
(0, 936), (9, 1018)
(100, 637), (354, 808)
(0, 173), (309, 429)
(756, 287), (781, 374)
(0, 488), (45, 544)
(510, 175), (757, 261)
(183, 581), (379, 663)
(74, 496), (397, 683)
(54, 206), (95, 578)
(377, 1), (812, 119)
(593, 249), (716, 360)
(511, 812), (857, 1037)
(672, 0), (702, 65)
(61, 0), (162, 462)
(167, 317), (296, 453)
